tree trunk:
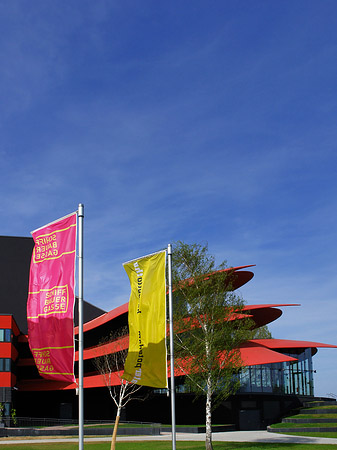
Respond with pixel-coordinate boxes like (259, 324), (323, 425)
(205, 376), (213, 450)
(111, 382), (127, 450)
(111, 414), (120, 450)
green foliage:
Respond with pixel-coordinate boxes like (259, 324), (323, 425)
(0, 402), (4, 419)
(249, 324), (272, 339)
(11, 407), (17, 426)
(172, 241), (253, 408)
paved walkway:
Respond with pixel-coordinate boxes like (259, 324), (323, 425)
(2, 431), (337, 445)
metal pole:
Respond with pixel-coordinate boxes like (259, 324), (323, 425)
(78, 204), (84, 450)
(167, 244), (176, 450)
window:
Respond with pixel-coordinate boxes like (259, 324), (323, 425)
(5, 359), (10, 371)
(0, 329), (11, 342)
(238, 349), (314, 396)
(5, 329), (11, 342)
(0, 358), (11, 372)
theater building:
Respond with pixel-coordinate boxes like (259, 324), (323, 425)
(0, 235), (336, 430)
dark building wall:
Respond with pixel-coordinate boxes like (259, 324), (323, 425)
(0, 236), (106, 335)
(124, 391), (304, 430)
(13, 389), (78, 419)
(12, 383), (305, 430)
(74, 298), (106, 329)
(0, 236), (34, 334)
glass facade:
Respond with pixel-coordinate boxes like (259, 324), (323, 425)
(239, 349), (314, 396)
(154, 350), (315, 397)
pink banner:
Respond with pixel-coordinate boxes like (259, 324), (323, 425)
(27, 212), (77, 382)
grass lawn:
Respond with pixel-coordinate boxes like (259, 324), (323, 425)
(270, 422), (337, 428)
(2, 441), (337, 450)
(306, 406), (337, 410)
(290, 414), (337, 419)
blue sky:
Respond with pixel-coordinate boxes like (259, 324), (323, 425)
(1, 0), (337, 397)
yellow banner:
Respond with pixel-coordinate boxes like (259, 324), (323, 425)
(123, 250), (167, 388)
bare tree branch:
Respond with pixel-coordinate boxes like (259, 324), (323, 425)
(93, 327), (143, 450)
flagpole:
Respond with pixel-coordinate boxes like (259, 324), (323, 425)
(167, 244), (176, 450)
(78, 204), (84, 450)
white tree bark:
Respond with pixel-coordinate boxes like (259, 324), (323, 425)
(204, 328), (213, 450)
(205, 374), (213, 450)
(111, 381), (127, 450)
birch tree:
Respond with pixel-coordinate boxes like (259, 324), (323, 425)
(93, 327), (142, 450)
(172, 241), (253, 450)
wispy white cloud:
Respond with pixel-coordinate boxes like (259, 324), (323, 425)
(1, 0), (337, 397)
